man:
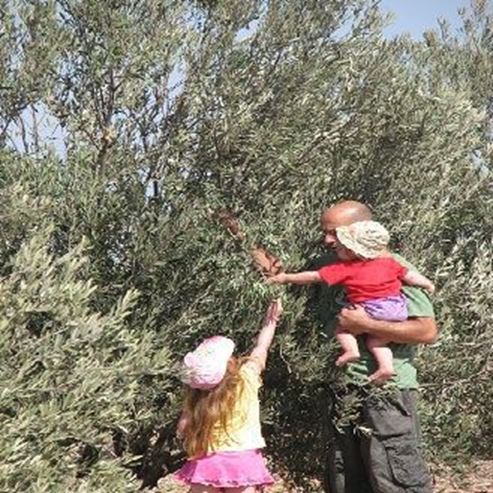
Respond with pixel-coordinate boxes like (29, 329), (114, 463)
(319, 200), (437, 493)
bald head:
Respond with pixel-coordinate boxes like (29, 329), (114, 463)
(322, 200), (372, 225)
(321, 200), (373, 248)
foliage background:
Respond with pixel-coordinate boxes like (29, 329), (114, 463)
(0, 0), (491, 491)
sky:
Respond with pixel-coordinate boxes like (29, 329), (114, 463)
(380, 0), (470, 38)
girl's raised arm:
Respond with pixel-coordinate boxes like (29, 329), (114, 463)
(248, 299), (282, 372)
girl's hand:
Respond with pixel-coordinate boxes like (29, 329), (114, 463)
(177, 413), (188, 439)
(264, 299), (283, 326)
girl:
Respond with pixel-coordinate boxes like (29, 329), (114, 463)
(175, 299), (282, 493)
(267, 220), (434, 383)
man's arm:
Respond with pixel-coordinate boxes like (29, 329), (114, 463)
(337, 305), (437, 344)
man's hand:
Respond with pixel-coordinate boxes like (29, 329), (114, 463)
(337, 305), (372, 335)
(338, 305), (438, 344)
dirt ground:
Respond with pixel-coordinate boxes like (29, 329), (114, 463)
(156, 460), (493, 492)
(431, 460), (493, 493)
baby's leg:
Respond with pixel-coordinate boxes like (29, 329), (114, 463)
(366, 335), (394, 383)
(227, 487), (257, 493)
(335, 325), (360, 366)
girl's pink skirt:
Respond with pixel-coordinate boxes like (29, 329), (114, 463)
(174, 449), (274, 488)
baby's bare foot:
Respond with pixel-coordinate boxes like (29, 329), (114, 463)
(368, 368), (394, 384)
(336, 352), (360, 367)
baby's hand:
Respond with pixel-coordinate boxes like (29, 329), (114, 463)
(266, 273), (286, 284)
(426, 283), (436, 295)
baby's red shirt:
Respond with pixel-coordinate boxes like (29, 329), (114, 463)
(318, 257), (408, 303)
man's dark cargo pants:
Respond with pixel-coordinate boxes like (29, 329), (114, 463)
(322, 386), (433, 493)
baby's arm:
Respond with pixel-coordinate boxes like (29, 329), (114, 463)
(402, 270), (435, 294)
(266, 271), (321, 285)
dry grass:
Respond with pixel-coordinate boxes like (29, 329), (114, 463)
(155, 475), (314, 492)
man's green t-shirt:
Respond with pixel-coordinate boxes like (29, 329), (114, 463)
(318, 253), (435, 389)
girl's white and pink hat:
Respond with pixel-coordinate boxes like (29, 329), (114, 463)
(180, 336), (235, 390)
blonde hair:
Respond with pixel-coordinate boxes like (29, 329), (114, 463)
(181, 357), (246, 458)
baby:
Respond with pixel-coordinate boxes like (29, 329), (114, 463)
(267, 220), (434, 382)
